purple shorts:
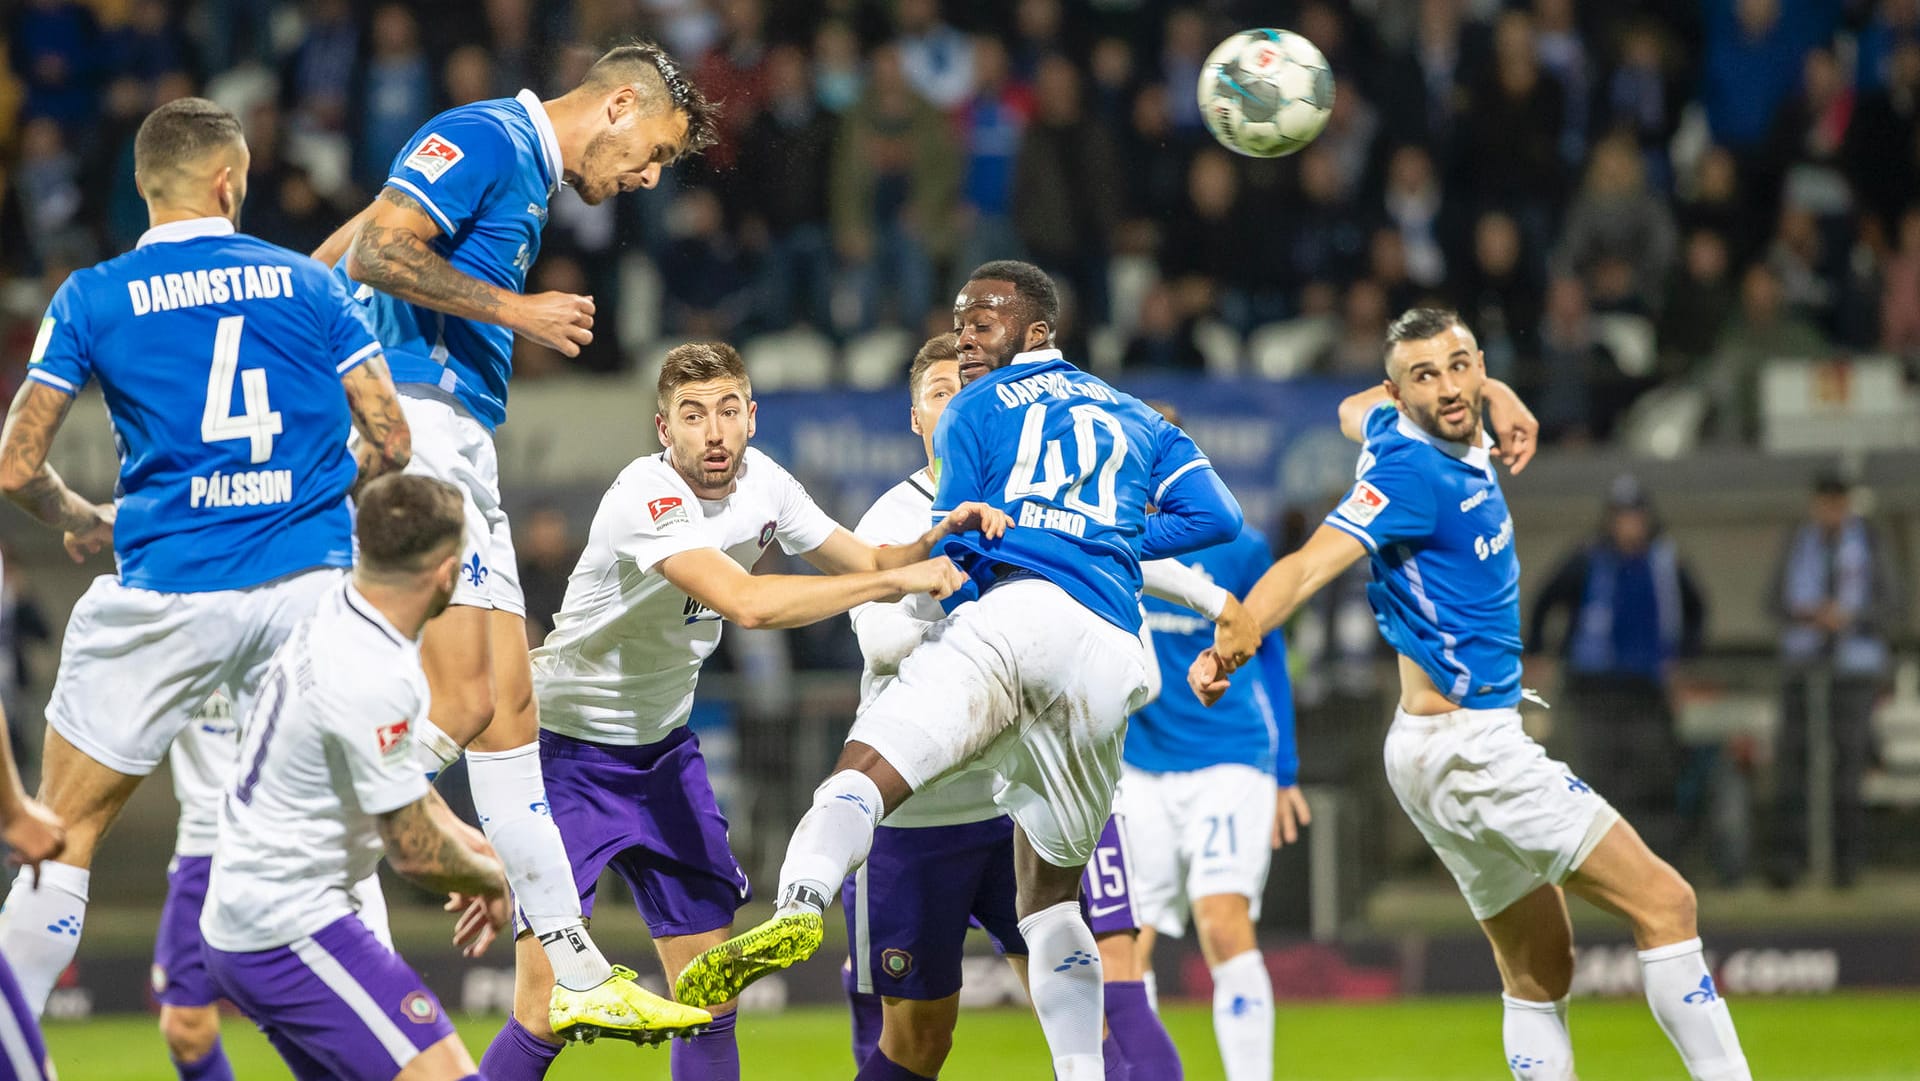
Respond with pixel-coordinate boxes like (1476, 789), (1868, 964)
(540, 727), (749, 938)
(0, 952), (53, 1080)
(152, 855), (215, 1008)
(1081, 815), (1141, 937)
(842, 816), (1026, 1001)
(205, 914), (454, 1081)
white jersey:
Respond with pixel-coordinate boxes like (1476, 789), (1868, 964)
(533, 448), (841, 746)
(169, 691), (240, 858)
(201, 583), (430, 952)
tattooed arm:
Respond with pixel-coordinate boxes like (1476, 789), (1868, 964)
(344, 188), (595, 356)
(0, 382), (114, 561)
(377, 788), (506, 898)
(311, 203), (373, 267)
(341, 356), (411, 492)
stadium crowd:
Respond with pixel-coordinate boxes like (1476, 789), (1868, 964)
(3, 0), (1919, 445)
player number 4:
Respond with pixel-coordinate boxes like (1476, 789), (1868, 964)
(201, 315), (282, 464)
(1002, 402), (1129, 526)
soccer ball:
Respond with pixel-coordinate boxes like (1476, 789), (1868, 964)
(1197, 29), (1335, 159)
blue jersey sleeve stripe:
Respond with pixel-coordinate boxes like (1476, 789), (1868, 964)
(335, 341), (381, 375)
(383, 177), (457, 236)
(25, 369), (76, 395)
(1153, 458), (1210, 503)
(1324, 513), (1378, 552)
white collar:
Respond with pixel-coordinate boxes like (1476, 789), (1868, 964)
(1011, 347), (1064, 366)
(516, 88), (563, 194)
(1396, 412), (1493, 470)
(342, 582), (412, 647)
(136, 216), (235, 248)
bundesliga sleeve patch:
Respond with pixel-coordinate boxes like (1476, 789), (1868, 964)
(648, 496), (691, 530)
(404, 133), (464, 182)
(1336, 480), (1390, 527)
(376, 719), (411, 757)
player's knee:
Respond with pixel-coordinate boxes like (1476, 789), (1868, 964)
(158, 1006), (220, 1063)
(1644, 871), (1698, 942)
(436, 683), (497, 747)
(885, 1020), (955, 1074)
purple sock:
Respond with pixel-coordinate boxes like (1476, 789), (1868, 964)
(173, 1039), (235, 1081)
(1106, 980), (1182, 1080)
(671, 1006), (739, 1081)
(1103, 1033), (1132, 1081)
(854, 1047), (936, 1081)
(844, 963), (885, 1068)
(478, 1017), (562, 1081)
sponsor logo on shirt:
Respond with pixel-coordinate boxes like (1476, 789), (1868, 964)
(649, 496), (690, 529)
(404, 133), (464, 182)
(1459, 487), (1490, 513)
(376, 719), (411, 757)
(1337, 480), (1389, 527)
(1473, 516), (1514, 561)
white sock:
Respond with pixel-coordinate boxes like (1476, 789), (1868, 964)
(410, 716), (463, 778)
(1639, 938), (1751, 1081)
(1211, 950), (1274, 1081)
(465, 744), (610, 991)
(776, 771), (883, 913)
(0, 862), (90, 1015)
(1142, 970), (1160, 1014)
(1502, 994), (1574, 1080)
(1018, 900), (1105, 1080)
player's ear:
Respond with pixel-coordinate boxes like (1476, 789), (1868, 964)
(910, 406), (924, 438)
(607, 84), (637, 125)
(655, 412), (671, 448)
(1382, 376), (1402, 405)
(1024, 321), (1051, 351)
(745, 400), (758, 439)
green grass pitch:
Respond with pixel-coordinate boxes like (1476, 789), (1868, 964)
(44, 994), (1920, 1080)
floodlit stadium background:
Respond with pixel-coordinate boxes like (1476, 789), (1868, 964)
(3, 0), (1920, 1076)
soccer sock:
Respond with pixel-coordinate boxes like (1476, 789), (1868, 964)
(853, 1048), (934, 1081)
(1018, 901), (1105, 1080)
(173, 1039), (234, 1081)
(409, 715), (463, 778)
(670, 1006), (739, 1081)
(1102, 1033), (1132, 1081)
(478, 1017), (562, 1081)
(465, 744), (609, 992)
(1638, 938), (1752, 1081)
(1211, 950), (1274, 1081)
(843, 963), (884, 1068)
(1141, 971), (1160, 1014)
(1106, 980), (1182, 1079)
(776, 771), (883, 912)
(1501, 994), (1574, 1081)
(0, 861), (90, 1014)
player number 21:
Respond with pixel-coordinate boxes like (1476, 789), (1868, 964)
(1002, 402), (1129, 526)
(201, 315), (283, 464)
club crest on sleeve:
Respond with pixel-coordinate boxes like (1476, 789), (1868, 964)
(649, 496), (691, 529)
(758, 520), (776, 548)
(401, 991), (440, 1024)
(405, 133), (464, 182)
(376, 719), (411, 757)
(1337, 480), (1390, 527)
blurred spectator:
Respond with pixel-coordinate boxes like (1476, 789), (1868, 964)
(103, 0), (187, 86)
(1086, 37), (1134, 131)
(1602, 20), (1684, 186)
(662, 189), (751, 343)
(12, 117), (82, 272)
(1119, 82), (1191, 227)
(1535, 275), (1627, 442)
(9, 0), (99, 125)
(1553, 132), (1677, 312)
(518, 504), (581, 643)
(1158, 7), (1210, 134)
(1012, 55), (1121, 330)
(1766, 472), (1903, 889)
(1767, 206), (1841, 327)
(1764, 46), (1854, 174)
(696, 0), (771, 172)
(1857, 0), (1920, 92)
(1528, 475), (1705, 857)
(1365, 226), (1421, 315)
(738, 44), (837, 332)
(1380, 144), (1459, 291)
(1120, 281), (1205, 372)
(444, 44), (496, 108)
(1454, 210), (1541, 383)
(1378, 0), (1471, 150)
(356, 4), (433, 192)
(812, 20), (864, 115)
(1701, 0), (1837, 153)
(1709, 263), (1831, 440)
(485, 0), (537, 97)
(1882, 205), (1920, 355)
(0, 549), (50, 771)
(1010, 0), (1068, 85)
(1281, 147), (1370, 313)
(1531, 0), (1591, 166)
(1462, 11), (1567, 245)
(284, 0), (359, 135)
(894, 0), (973, 112)
(1844, 40), (1920, 233)
(1160, 148), (1248, 302)
(1314, 279), (1392, 377)
(955, 36), (1031, 276)
(829, 44), (957, 331)
(1678, 145), (1759, 264)
(86, 76), (150, 253)
(246, 165), (339, 256)
(1660, 229), (1739, 376)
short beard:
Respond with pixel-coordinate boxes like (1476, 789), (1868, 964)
(676, 450), (744, 495)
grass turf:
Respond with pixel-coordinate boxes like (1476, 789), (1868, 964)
(46, 994), (1920, 1080)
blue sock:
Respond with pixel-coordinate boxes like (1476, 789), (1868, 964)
(1103, 1033), (1132, 1080)
(1107, 980), (1182, 1079)
(671, 1005), (739, 1081)
(854, 1047), (936, 1080)
(844, 962), (885, 1067)
(478, 1017), (562, 1081)
(173, 1038), (234, 1081)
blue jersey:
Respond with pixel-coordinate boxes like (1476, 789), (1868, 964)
(931, 349), (1238, 634)
(1323, 403), (1522, 709)
(1128, 528), (1299, 784)
(25, 218), (375, 593)
(351, 90), (560, 429)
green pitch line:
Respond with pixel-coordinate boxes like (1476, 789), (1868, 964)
(45, 995), (1920, 1080)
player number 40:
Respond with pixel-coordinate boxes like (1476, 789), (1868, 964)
(201, 315), (283, 464)
(1002, 402), (1129, 526)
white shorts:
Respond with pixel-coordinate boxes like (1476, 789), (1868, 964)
(852, 578), (1151, 868)
(396, 390), (523, 616)
(46, 569), (345, 776)
(1115, 762), (1275, 937)
(1384, 706), (1620, 921)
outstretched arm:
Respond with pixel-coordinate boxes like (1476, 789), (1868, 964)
(1190, 525), (1368, 704)
(801, 503), (1013, 574)
(661, 546), (968, 630)
(0, 382), (113, 560)
(341, 357), (411, 492)
(378, 788), (506, 897)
